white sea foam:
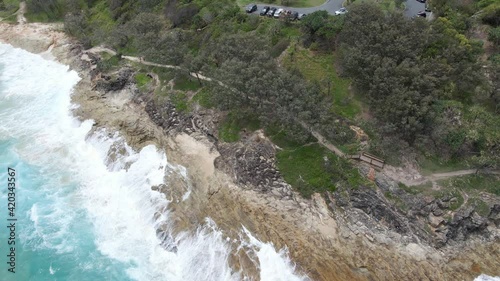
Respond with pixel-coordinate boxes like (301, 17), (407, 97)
(0, 43), (308, 281)
(475, 275), (500, 281)
(241, 227), (310, 281)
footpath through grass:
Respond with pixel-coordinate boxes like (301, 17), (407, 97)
(418, 155), (470, 176)
(266, 126), (368, 198)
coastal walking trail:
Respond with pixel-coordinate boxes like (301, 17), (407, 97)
(86, 46), (499, 189)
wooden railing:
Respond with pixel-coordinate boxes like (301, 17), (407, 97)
(347, 152), (385, 168)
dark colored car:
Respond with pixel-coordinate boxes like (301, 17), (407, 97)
(267, 7), (277, 17)
(417, 11), (426, 17)
(246, 4), (257, 13)
(291, 11), (299, 20)
(260, 6), (270, 16)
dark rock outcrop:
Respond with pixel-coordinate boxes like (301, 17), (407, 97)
(215, 133), (291, 195)
(94, 68), (133, 92)
(333, 166), (499, 248)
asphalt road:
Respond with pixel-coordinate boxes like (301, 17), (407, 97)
(404, 0), (426, 18)
(252, 0), (343, 16)
(248, 0), (429, 18)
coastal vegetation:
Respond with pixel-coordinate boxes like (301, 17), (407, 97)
(5, 0), (498, 197)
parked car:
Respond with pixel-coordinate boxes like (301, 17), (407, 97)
(246, 4), (257, 13)
(335, 8), (347, 15)
(274, 8), (283, 18)
(260, 6), (270, 16)
(417, 11), (426, 17)
(298, 13), (307, 20)
(267, 7), (277, 17)
(291, 11), (299, 20)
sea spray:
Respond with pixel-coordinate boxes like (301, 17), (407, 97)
(0, 43), (309, 280)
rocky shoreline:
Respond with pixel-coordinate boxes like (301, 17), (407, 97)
(1, 22), (499, 281)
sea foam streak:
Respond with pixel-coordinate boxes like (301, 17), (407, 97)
(475, 275), (500, 281)
(0, 43), (308, 280)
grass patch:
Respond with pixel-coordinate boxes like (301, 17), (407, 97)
(192, 87), (215, 108)
(468, 198), (491, 217)
(171, 92), (189, 113)
(418, 156), (470, 176)
(276, 144), (367, 198)
(265, 124), (315, 149)
(237, 0), (326, 8)
(282, 46), (361, 119)
(276, 145), (336, 197)
(438, 174), (500, 196)
(219, 111), (261, 142)
(345, 0), (402, 11)
(134, 73), (152, 88)
(96, 55), (122, 73)
(173, 75), (202, 92)
(399, 181), (433, 195)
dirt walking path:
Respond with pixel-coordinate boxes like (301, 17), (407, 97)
(86, 46), (499, 187)
(17, 2), (27, 24)
(86, 46), (214, 82)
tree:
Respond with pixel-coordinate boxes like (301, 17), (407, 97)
(338, 3), (485, 144)
(26, 0), (65, 20)
(182, 54), (205, 85)
(300, 10), (344, 50)
(164, 0), (199, 27)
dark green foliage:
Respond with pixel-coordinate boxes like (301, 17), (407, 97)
(96, 54), (121, 72)
(489, 27), (500, 46)
(489, 59), (500, 112)
(64, 12), (89, 38)
(481, 2), (500, 27)
(339, 3), (485, 144)
(269, 39), (290, 58)
(300, 10), (344, 51)
(164, 0), (199, 27)
(26, 0), (65, 21)
(173, 75), (201, 91)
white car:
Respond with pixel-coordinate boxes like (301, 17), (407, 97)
(335, 8), (347, 15)
(274, 8), (283, 18)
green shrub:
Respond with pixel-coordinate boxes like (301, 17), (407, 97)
(488, 27), (500, 46)
(481, 2), (500, 26)
(270, 39), (290, 58)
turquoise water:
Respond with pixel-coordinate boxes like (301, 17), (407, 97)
(0, 141), (132, 281)
(0, 44), (135, 281)
(0, 43), (308, 281)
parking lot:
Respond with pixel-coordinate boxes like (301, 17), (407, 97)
(244, 0), (431, 19)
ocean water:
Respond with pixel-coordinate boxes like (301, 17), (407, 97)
(0, 44), (308, 281)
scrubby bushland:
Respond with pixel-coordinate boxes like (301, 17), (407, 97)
(337, 3), (499, 168)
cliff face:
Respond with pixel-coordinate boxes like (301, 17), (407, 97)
(2, 22), (499, 281)
(143, 78), (499, 280)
